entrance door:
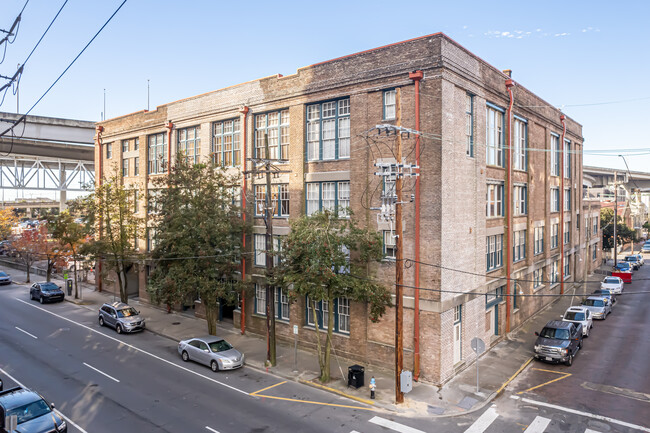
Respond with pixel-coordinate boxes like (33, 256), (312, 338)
(453, 322), (462, 364)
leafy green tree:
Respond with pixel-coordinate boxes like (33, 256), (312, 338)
(147, 157), (247, 335)
(47, 208), (90, 298)
(601, 207), (636, 250)
(275, 210), (392, 383)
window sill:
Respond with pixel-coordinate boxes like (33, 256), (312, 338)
(513, 308), (520, 314)
(486, 266), (504, 273)
(533, 284), (545, 292)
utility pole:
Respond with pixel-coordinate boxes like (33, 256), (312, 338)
(613, 171), (618, 266)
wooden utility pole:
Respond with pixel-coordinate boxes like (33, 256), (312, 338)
(394, 87), (404, 404)
(264, 135), (276, 367)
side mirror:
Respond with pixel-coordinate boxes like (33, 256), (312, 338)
(204, 349), (209, 353)
(50, 403), (55, 409)
(534, 331), (539, 336)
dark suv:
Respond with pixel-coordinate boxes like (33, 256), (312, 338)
(98, 302), (146, 334)
(0, 386), (66, 432)
(533, 320), (583, 366)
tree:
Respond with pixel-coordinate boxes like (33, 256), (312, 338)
(0, 207), (18, 240)
(12, 227), (46, 283)
(47, 208), (90, 298)
(86, 171), (143, 303)
(601, 207), (636, 250)
(275, 210), (392, 383)
(147, 157), (247, 335)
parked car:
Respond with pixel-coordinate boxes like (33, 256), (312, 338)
(581, 296), (612, 320)
(0, 376), (3, 391)
(98, 302), (145, 334)
(561, 306), (593, 337)
(600, 276), (624, 294)
(0, 386), (67, 432)
(592, 288), (616, 305)
(613, 262), (632, 273)
(178, 336), (244, 372)
(0, 272), (11, 285)
(624, 255), (640, 270)
(533, 320), (583, 366)
(29, 282), (65, 304)
(642, 242), (650, 253)
(634, 253), (644, 266)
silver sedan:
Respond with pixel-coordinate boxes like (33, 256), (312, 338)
(581, 296), (612, 320)
(178, 336), (244, 372)
(600, 276), (624, 294)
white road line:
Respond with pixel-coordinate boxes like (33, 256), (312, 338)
(14, 297), (249, 395)
(464, 405), (499, 433)
(83, 362), (120, 383)
(524, 416), (551, 433)
(15, 326), (37, 339)
(0, 367), (89, 433)
(584, 429), (602, 433)
(510, 395), (650, 432)
(369, 416), (426, 433)
(205, 427), (220, 433)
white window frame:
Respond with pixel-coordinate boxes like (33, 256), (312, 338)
(466, 94), (474, 157)
(486, 182), (504, 218)
(551, 223), (559, 249)
(513, 118), (527, 171)
(254, 234), (266, 267)
(255, 284), (266, 315)
(564, 188), (571, 211)
(551, 187), (560, 213)
(564, 139), (571, 178)
(306, 99), (350, 161)
(486, 105), (504, 167)
(513, 184), (527, 216)
(177, 126), (201, 164)
(513, 230), (526, 263)
(384, 89), (396, 120)
(551, 134), (560, 176)
(534, 226), (544, 255)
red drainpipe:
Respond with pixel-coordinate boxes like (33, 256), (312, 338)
(240, 106), (249, 334)
(95, 125), (104, 292)
(166, 121), (173, 172)
(557, 114), (566, 295)
(408, 70), (423, 380)
(505, 78), (515, 333)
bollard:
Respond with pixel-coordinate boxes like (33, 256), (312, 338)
(369, 376), (376, 399)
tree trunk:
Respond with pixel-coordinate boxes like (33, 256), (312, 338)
(205, 304), (217, 335)
(46, 260), (54, 282)
(323, 301), (334, 383)
(73, 258), (79, 299)
(25, 260), (31, 283)
(116, 264), (127, 303)
(311, 300), (326, 382)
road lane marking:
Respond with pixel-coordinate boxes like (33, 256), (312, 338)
(369, 416), (425, 433)
(0, 366), (89, 433)
(523, 416), (551, 432)
(250, 380), (287, 396)
(251, 393), (373, 410)
(580, 381), (650, 403)
(205, 427), (220, 433)
(495, 357), (533, 394)
(517, 368), (572, 394)
(584, 429), (602, 433)
(510, 395), (650, 432)
(83, 362), (120, 383)
(15, 326), (37, 339)
(463, 405), (498, 433)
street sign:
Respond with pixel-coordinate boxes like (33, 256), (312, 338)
(471, 337), (485, 354)
(293, 325), (298, 335)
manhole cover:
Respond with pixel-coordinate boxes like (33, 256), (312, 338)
(172, 322), (181, 325)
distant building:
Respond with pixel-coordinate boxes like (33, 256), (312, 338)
(96, 33), (588, 385)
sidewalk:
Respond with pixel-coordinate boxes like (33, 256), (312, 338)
(1, 260), (615, 418)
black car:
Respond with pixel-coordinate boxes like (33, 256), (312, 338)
(29, 282), (65, 304)
(0, 386), (67, 432)
(533, 320), (583, 366)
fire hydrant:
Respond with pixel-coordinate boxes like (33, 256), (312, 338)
(369, 376), (376, 399)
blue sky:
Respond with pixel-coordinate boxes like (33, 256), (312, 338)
(2, 0), (648, 172)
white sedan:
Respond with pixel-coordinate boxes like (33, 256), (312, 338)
(561, 306), (593, 337)
(601, 276), (624, 294)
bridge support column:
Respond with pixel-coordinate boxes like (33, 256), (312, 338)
(59, 169), (67, 211)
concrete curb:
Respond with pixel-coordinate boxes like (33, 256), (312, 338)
(298, 378), (376, 407)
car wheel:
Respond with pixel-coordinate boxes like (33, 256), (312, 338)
(29, 291), (33, 300)
(98, 316), (104, 327)
(39, 296), (44, 304)
(116, 325), (122, 334)
(565, 354), (573, 366)
(578, 340), (583, 350)
(181, 351), (189, 362)
(211, 360), (219, 372)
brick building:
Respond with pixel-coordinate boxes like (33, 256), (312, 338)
(95, 33), (590, 384)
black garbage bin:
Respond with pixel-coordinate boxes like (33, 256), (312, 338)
(348, 364), (364, 389)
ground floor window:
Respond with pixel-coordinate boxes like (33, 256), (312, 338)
(306, 296), (350, 334)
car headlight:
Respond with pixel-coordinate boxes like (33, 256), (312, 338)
(534, 345), (540, 352)
(57, 420), (67, 431)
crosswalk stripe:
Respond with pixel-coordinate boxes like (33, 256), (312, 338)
(524, 416), (551, 432)
(369, 416), (425, 433)
(463, 405), (499, 433)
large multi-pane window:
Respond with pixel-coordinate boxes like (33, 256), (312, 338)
(134, 157), (139, 176)
(486, 182), (504, 217)
(306, 99), (350, 161)
(212, 119), (241, 166)
(122, 158), (129, 177)
(592, 217), (598, 235)
(513, 230), (526, 263)
(551, 187), (560, 212)
(255, 110), (290, 160)
(134, 137), (139, 151)
(255, 284), (266, 315)
(122, 140), (129, 153)
(513, 118), (527, 170)
(564, 221), (571, 245)
(564, 140), (571, 178)
(106, 143), (113, 159)
(254, 234), (266, 267)
(274, 288), (290, 321)
(550, 260), (559, 284)
(147, 189), (161, 215)
(254, 184), (290, 217)
(486, 234), (503, 271)
(466, 94), (474, 157)
(533, 268), (544, 289)
(148, 133), (167, 174)
(564, 256), (570, 278)
(551, 223), (559, 249)
(306, 297), (350, 334)
(551, 134), (560, 176)
(564, 188), (571, 211)
(306, 181), (350, 217)
(513, 184), (527, 216)
(177, 126), (200, 164)
(384, 90), (396, 120)
(592, 244), (598, 260)
(486, 105), (504, 167)
(534, 226), (544, 255)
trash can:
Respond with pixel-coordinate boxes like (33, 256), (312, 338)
(348, 364), (364, 389)
(66, 280), (73, 296)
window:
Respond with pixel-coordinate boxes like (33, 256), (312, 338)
(592, 244), (598, 260)
(513, 118), (527, 170)
(147, 227), (157, 252)
(306, 296), (350, 334)
(551, 134), (560, 176)
(122, 140), (129, 153)
(134, 157), (139, 176)
(513, 230), (526, 263)
(513, 184), (527, 216)
(564, 256), (570, 278)
(551, 223), (559, 249)
(147, 189), (161, 215)
(534, 226), (544, 255)
(305, 181), (350, 217)
(564, 188), (571, 211)
(466, 94), (474, 157)
(486, 183), (504, 217)
(306, 99), (350, 161)
(134, 137), (139, 151)
(383, 230), (396, 259)
(550, 260), (559, 284)
(338, 298), (350, 333)
(122, 157), (129, 177)
(177, 126), (201, 164)
(384, 89), (396, 120)
(254, 184), (290, 217)
(133, 190), (139, 213)
(255, 111), (289, 160)
(592, 217), (598, 235)
(564, 221), (571, 245)
(564, 140), (571, 178)
(486, 105), (504, 167)
(106, 143), (112, 159)
(551, 187), (560, 213)
(533, 268), (543, 289)
(486, 234), (503, 271)
(255, 284), (266, 315)
(275, 288), (290, 321)
(485, 286), (503, 308)
(148, 133), (167, 174)
(454, 305), (462, 323)
(212, 119), (241, 166)
(254, 234), (266, 267)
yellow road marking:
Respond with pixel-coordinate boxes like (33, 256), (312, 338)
(517, 369), (571, 394)
(250, 381), (287, 396)
(251, 393), (374, 410)
(495, 356), (533, 395)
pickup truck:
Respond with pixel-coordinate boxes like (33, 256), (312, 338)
(533, 320), (583, 366)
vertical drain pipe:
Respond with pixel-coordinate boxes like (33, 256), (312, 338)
(240, 106), (249, 334)
(505, 77), (515, 333)
(95, 125), (104, 292)
(560, 114), (566, 295)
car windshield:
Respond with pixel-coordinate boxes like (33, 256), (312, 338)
(539, 327), (570, 340)
(0, 272), (7, 277)
(7, 398), (52, 424)
(595, 290), (611, 296)
(209, 340), (233, 352)
(564, 311), (585, 321)
(584, 299), (604, 307)
(625, 257), (636, 261)
(117, 307), (138, 318)
(603, 278), (619, 284)
(40, 283), (59, 292)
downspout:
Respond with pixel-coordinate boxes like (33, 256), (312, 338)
(95, 125), (104, 292)
(408, 70), (423, 380)
(557, 114), (566, 295)
(166, 121), (173, 172)
(505, 78), (515, 333)
(240, 106), (249, 334)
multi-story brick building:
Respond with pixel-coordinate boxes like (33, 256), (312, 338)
(95, 32), (591, 384)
